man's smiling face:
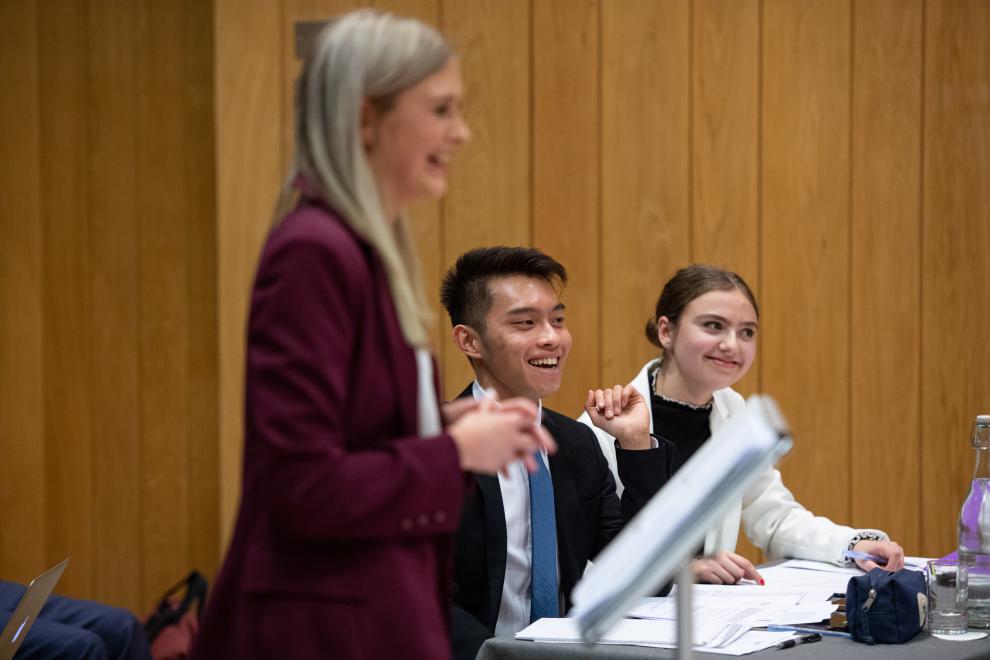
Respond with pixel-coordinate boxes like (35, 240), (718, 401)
(470, 275), (571, 402)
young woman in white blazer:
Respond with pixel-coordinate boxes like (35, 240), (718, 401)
(579, 264), (904, 584)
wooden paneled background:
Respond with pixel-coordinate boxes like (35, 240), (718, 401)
(2, 0), (988, 611)
(0, 0), (218, 611)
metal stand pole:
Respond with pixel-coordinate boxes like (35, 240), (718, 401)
(676, 562), (694, 660)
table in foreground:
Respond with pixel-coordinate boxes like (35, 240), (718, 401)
(478, 632), (990, 660)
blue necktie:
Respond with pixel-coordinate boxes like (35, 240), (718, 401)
(529, 452), (559, 621)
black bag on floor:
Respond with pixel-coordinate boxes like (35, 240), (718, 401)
(143, 571), (208, 659)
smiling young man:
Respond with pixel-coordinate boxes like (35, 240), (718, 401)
(440, 247), (661, 660)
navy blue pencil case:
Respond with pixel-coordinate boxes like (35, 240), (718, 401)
(846, 568), (927, 644)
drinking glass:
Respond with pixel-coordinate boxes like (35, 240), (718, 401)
(927, 559), (969, 635)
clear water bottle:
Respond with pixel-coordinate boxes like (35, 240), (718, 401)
(958, 414), (990, 628)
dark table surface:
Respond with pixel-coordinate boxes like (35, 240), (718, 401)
(478, 631), (990, 660)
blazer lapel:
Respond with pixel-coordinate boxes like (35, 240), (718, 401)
(475, 471), (507, 628)
(542, 413), (580, 606)
(543, 412), (576, 521)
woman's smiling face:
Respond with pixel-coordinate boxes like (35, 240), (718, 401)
(657, 289), (759, 403)
(363, 57), (470, 217)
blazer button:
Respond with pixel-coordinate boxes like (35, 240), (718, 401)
(417, 514), (430, 527)
(434, 511), (447, 524)
(401, 518), (413, 531)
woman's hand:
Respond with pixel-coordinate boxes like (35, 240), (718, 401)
(691, 552), (764, 585)
(440, 397), (480, 426)
(852, 539), (905, 572)
(584, 385), (652, 450)
(449, 397), (556, 476)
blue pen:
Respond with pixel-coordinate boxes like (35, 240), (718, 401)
(767, 625), (852, 639)
(843, 549), (887, 566)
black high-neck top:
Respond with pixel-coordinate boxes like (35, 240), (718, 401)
(648, 369), (712, 479)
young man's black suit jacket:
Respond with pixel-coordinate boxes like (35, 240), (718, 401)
(450, 386), (663, 660)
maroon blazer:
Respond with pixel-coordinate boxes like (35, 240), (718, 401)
(192, 201), (466, 659)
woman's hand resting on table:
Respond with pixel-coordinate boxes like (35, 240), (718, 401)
(692, 551), (764, 585)
(852, 539), (905, 572)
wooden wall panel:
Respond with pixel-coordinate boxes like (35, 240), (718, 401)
(0, 0), (45, 583)
(922, 0), (990, 557)
(601, 0), (690, 388)
(693, 1), (762, 561)
(692, 0), (762, 562)
(0, 0), (217, 609)
(441, 0), (531, 398)
(133, 0), (219, 602)
(533, 0), (600, 416)
(761, 0), (851, 525)
(215, 0), (284, 553)
(39, 0), (94, 598)
(376, 0), (439, 29)
(181, 0), (220, 587)
(850, 0), (923, 554)
(137, 0), (192, 602)
(87, 0), (142, 610)
(691, 0), (761, 401)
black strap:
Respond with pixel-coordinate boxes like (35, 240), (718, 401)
(143, 571), (208, 642)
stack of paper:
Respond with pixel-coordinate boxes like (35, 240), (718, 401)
(758, 556), (935, 603)
(515, 617), (797, 655)
(516, 617), (736, 647)
(632, 584), (837, 628)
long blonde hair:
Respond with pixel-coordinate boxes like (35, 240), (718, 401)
(276, 9), (450, 348)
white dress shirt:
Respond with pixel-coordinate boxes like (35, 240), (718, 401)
(470, 381), (552, 636)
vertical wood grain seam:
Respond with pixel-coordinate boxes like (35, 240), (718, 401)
(34, 0), (48, 573)
(528, 0), (535, 247)
(847, 0), (855, 523)
(135, 0), (148, 603)
(81, 0), (94, 594)
(596, 0), (603, 387)
(85, 0), (99, 596)
(917, 0), (927, 547)
(134, 7), (146, 605)
(442, 0), (450, 356)
(85, 0), (95, 594)
(212, 0), (223, 561)
(278, 0), (288, 179)
(756, 0), (764, 392)
(687, 0), (694, 260)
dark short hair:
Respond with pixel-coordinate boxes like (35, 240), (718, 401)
(440, 246), (568, 331)
(645, 264), (759, 350)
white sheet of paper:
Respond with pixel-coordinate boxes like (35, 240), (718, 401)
(673, 630), (799, 656)
(632, 586), (837, 628)
(515, 617), (731, 647)
(776, 559), (862, 575)
(759, 565), (852, 596)
(675, 584), (815, 604)
(515, 618), (798, 656)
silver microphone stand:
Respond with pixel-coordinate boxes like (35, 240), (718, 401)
(676, 562), (694, 660)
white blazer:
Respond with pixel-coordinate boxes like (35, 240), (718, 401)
(578, 359), (887, 565)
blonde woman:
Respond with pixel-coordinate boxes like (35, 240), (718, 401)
(192, 11), (553, 659)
